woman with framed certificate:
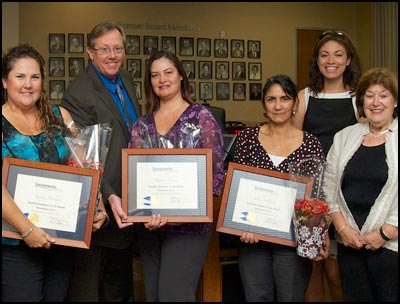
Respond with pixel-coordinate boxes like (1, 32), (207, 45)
(1, 45), (108, 301)
(128, 51), (224, 302)
(231, 74), (328, 302)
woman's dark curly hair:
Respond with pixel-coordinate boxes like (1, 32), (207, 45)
(2, 44), (67, 136)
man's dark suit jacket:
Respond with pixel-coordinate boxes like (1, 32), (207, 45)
(61, 65), (141, 249)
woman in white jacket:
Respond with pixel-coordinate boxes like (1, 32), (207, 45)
(324, 68), (398, 302)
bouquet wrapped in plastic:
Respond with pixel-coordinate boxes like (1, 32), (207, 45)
(65, 123), (112, 211)
(289, 157), (331, 259)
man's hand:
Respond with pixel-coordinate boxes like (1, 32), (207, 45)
(108, 194), (133, 229)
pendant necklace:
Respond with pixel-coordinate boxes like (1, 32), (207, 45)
(369, 128), (391, 138)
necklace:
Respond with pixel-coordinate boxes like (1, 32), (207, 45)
(369, 128), (391, 138)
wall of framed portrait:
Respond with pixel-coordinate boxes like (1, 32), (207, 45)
(46, 32), (264, 107)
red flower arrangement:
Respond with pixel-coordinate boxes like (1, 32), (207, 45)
(294, 198), (330, 226)
(289, 157), (331, 259)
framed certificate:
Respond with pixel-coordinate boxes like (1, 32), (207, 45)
(2, 157), (101, 249)
(216, 162), (313, 247)
(122, 148), (213, 222)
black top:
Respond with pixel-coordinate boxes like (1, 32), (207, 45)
(303, 95), (357, 155)
(341, 144), (388, 229)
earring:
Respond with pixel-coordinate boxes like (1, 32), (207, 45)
(292, 110), (296, 115)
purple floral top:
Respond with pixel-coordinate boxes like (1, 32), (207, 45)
(233, 125), (325, 199)
(129, 103), (224, 234)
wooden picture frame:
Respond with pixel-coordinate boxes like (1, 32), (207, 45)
(127, 59), (142, 79)
(214, 39), (228, 58)
(121, 148), (213, 223)
(232, 62), (246, 80)
(143, 36), (158, 55)
(215, 61), (229, 80)
(216, 82), (230, 101)
(162, 36), (176, 54)
(49, 33), (65, 53)
(2, 157), (101, 249)
(248, 62), (262, 80)
(247, 40), (261, 58)
(233, 83), (246, 101)
(182, 60), (195, 79)
(199, 82), (213, 100)
(68, 33), (84, 53)
(179, 37), (194, 56)
(198, 61), (212, 79)
(48, 57), (65, 77)
(133, 81), (142, 99)
(69, 57), (85, 78)
(197, 38), (211, 57)
(217, 162), (313, 247)
(189, 81), (196, 100)
(249, 83), (263, 100)
(126, 35), (140, 55)
(231, 39), (245, 58)
(49, 80), (65, 101)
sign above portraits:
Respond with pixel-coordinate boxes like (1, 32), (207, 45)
(119, 22), (201, 32)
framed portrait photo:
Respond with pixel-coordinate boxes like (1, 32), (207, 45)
(248, 40), (261, 58)
(143, 36), (158, 55)
(68, 33), (84, 53)
(198, 61), (212, 79)
(214, 39), (228, 58)
(182, 60), (195, 80)
(69, 57), (85, 78)
(126, 35), (140, 55)
(199, 82), (213, 100)
(121, 149), (213, 223)
(189, 81), (196, 101)
(127, 59), (142, 79)
(216, 82), (230, 101)
(232, 62), (246, 80)
(248, 62), (262, 80)
(231, 39), (245, 58)
(233, 83), (246, 101)
(49, 80), (65, 101)
(49, 57), (65, 77)
(162, 36), (176, 54)
(179, 37), (194, 56)
(133, 81), (142, 100)
(249, 83), (263, 100)
(197, 38), (211, 57)
(215, 61), (229, 80)
(49, 33), (65, 53)
(216, 162), (313, 247)
(2, 157), (101, 249)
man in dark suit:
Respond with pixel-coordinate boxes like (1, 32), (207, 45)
(184, 62), (195, 79)
(61, 21), (141, 302)
(50, 35), (64, 53)
(215, 40), (228, 57)
(233, 63), (246, 80)
(128, 60), (140, 78)
(248, 42), (260, 58)
(144, 37), (157, 55)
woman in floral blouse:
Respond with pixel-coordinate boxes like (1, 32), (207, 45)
(129, 51), (224, 302)
(232, 74), (327, 301)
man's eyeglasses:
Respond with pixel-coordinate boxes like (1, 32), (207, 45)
(319, 31), (345, 40)
(92, 46), (125, 55)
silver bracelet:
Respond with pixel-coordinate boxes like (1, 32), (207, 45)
(97, 209), (110, 228)
(21, 224), (35, 239)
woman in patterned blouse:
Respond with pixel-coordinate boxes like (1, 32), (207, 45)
(232, 74), (328, 302)
(129, 51), (224, 302)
